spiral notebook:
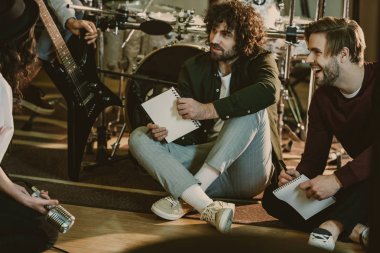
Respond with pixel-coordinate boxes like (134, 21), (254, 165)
(141, 87), (201, 143)
(273, 174), (336, 220)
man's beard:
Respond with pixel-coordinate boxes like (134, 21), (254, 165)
(318, 57), (340, 87)
(210, 43), (238, 61)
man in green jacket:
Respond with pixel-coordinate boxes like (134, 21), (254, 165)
(129, 0), (282, 233)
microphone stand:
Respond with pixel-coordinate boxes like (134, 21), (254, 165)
(81, 0), (130, 169)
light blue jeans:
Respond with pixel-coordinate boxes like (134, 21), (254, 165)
(129, 109), (273, 199)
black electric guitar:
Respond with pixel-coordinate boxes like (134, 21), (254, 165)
(35, 0), (122, 180)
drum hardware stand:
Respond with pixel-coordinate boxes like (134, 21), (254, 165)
(109, 0), (158, 159)
(97, 69), (178, 87)
(278, 0), (306, 150)
(108, 59), (130, 159)
(305, 0), (326, 134)
(342, 0), (350, 18)
(96, 68), (178, 158)
(120, 0), (154, 49)
(92, 0), (110, 164)
(79, 0), (128, 169)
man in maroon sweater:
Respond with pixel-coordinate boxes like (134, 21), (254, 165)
(262, 16), (376, 251)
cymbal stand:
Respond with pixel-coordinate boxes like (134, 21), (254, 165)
(108, 0), (155, 159)
(93, 0), (110, 163)
(109, 60), (129, 159)
(278, 0), (306, 145)
(83, 0), (127, 166)
(305, 0), (326, 134)
(120, 0), (154, 49)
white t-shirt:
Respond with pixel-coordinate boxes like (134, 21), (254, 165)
(0, 73), (14, 163)
(209, 72), (231, 140)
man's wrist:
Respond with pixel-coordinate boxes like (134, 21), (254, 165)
(205, 103), (219, 119)
(65, 17), (77, 30)
(332, 174), (343, 189)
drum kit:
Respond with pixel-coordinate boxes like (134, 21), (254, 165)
(68, 0), (340, 162)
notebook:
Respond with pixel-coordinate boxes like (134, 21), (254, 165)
(141, 87), (201, 143)
(273, 174), (336, 220)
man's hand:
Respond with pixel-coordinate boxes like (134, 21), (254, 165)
(177, 98), (219, 120)
(147, 123), (168, 142)
(278, 169), (300, 187)
(299, 174), (342, 200)
(65, 18), (97, 44)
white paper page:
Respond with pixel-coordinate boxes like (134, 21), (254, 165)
(273, 174), (336, 220)
(141, 87), (200, 143)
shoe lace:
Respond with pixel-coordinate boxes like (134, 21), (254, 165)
(165, 196), (180, 207)
(200, 205), (216, 223)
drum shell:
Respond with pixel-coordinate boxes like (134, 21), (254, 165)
(125, 43), (207, 130)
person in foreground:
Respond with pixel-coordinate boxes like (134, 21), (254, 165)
(129, 0), (282, 233)
(262, 16), (374, 251)
(0, 0), (60, 251)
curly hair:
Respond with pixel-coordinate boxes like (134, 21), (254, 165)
(204, 0), (266, 57)
(0, 27), (37, 101)
(304, 17), (366, 65)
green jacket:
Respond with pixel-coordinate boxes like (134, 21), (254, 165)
(175, 48), (285, 178)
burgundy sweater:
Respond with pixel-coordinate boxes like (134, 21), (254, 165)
(296, 62), (378, 188)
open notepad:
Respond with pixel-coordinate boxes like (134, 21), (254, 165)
(141, 87), (201, 143)
(273, 174), (336, 220)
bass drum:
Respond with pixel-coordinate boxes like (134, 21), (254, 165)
(125, 43), (207, 130)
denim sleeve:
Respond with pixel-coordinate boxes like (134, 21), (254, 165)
(47, 0), (77, 28)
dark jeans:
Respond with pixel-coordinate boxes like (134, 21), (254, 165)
(0, 192), (58, 252)
(262, 179), (369, 239)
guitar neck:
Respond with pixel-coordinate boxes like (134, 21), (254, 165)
(35, 0), (78, 73)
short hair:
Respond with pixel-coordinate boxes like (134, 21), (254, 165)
(204, 0), (266, 57)
(304, 16), (366, 64)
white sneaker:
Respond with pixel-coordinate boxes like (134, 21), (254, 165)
(151, 196), (193, 220)
(308, 228), (335, 251)
(200, 201), (235, 233)
(360, 226), (369, 248)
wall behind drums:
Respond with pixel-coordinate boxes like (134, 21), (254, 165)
(154, 0), (209, 15)
(282, 0), (343, 18)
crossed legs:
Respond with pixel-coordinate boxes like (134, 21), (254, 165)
(129, 109), (273, 231)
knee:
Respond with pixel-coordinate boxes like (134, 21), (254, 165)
(261, 185), (279, 217)
(45, 229), (59, 249)
(128, 126), (150, 153)
(38, 222), (59, 251)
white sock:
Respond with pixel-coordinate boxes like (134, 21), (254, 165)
(194, 163), (220, 191)
(180, 184), (213, 213)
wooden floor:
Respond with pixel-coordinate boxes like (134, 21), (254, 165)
(45, 204), (365, 253)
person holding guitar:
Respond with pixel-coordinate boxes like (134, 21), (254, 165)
(0, 0), (60, 251)
(21, 0), (98, 115)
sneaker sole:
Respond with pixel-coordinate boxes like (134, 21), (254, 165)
(225, 203), (235, 216)
(151, 204), (185, 221)
(217, 208), (234, 233)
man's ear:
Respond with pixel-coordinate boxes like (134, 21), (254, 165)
(340, 47), (350, 63)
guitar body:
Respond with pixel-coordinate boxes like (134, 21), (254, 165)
(43, 37), (122, 180)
